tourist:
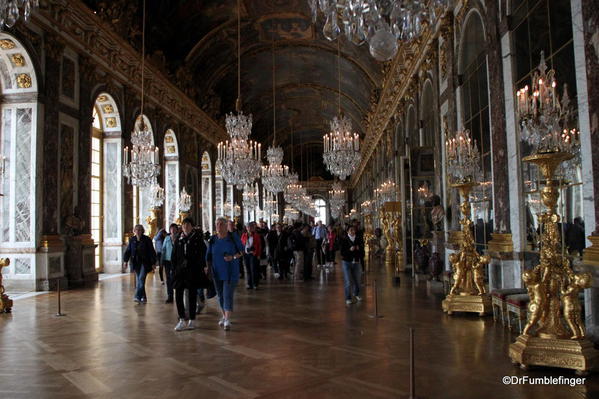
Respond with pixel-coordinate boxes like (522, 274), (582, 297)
(153, 227), (167, 285)
(206, 217), (244, 330)
(171, 218), (210, 331)
(160, 223), (179, 303)
(289, 223), (306, 281)
(340, 225), (365, 305)
(241, 222), (263, 289)
(303, 225), (315, 281)
(323, 224), (337, 270)
(312, 220), (326, 268)
(123, 224), (157, 304)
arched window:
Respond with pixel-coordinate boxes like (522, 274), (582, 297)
(315, 198), (327, 225)
(459, 10), (492, 248)
(163, 129), (179, 226)
(0, 33), (39, 282)
(215, 166), (224, 218)
(421, 80), (435, 148)
(132, 115), (156, 232)
(201, 152), (213, 232)
(92, 93), (123, 273)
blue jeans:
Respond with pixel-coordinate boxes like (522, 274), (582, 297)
(134, 266), (148, 301)
(244, 254), (260, 288)
(214, 280), (237, 312)
(342, 261), (362, 300)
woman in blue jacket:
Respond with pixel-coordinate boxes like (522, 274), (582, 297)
(206, 217), (243, 330)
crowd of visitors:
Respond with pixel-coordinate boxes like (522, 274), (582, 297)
(123, 216), (366, 331)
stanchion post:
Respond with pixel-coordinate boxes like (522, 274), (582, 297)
(368, 279), (383, 319)
(55, 279), (65, 317)
(409, 327), (415, 399)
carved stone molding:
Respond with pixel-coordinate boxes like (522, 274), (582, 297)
(44, 32), (64, 62)
(33, 0), (225, 145)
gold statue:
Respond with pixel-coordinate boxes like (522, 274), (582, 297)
(442, 182), (491, 315)
(0, 258), (12, 313)
(562, 272), (591, 340)
(510, 151), (597, 375)
(145, 208), (160, 239)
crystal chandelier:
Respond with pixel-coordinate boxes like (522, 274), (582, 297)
(323, 41), (361, 180)
(445, 129), (482, 184)
(308, 0), (448, 61)
(323, 115), (361, 180)
(516, 51), (577, 154)
(242, 183), (259, 211)
(284, 204), (299, 222)
(329, 181), (345, 218)
(149, 182), (165, 208)
(123, 117), (160, 187)
(374, 179), (396, 209)
(361, 199), (374, 215)
(0, 0), (38, 30)
(123, 1), (160, 188)
(261, 38), (291, 194)
(216, 0), (262, 189)
(262, 146), (290, 193)
(178, 187), (192, 213)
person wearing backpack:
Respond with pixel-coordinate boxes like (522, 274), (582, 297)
(206, 217), (244, 330)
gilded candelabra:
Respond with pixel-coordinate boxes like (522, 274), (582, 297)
(361, 200), (375, 271)
(441, 182), (491, 315)
(379, 202), (403, 274)
(509, 152), (596, 374)
(0, 258), (12, 313)
(145, 207), (161, 238)
(442, 129), (491, 316)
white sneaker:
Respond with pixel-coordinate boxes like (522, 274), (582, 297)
(218, 317), (225, 326)
(174, 319), (186, 331)
(355, 296), (363, 302)
(223, 319), (231, 330)
(187, 320), (195, 330)
(274, 272), (280, 279)
(345, 299), (353, 305)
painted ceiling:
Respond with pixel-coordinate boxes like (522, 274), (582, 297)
(83, 0), (383, 180)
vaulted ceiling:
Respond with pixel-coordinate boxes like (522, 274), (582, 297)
(84, 0), (382, 180)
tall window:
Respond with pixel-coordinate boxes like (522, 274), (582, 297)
(163, 129), (179, 226)
(315, 198), (327, 225)
(91, 107), (102, 270)
(459, 11), (492, 249)
(92, 93), (123, 273)
(201, 152), (213, 232)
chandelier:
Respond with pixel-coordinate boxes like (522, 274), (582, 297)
(323, 40), (361, 180)
(262, 146), (290, 193)
(308, 0), (448, 61)
(123, 1), (160, 188)
(329, 181), (345, 218)
(516, 51), (577, 154)
(178, 187), (192, 213)
(263, 191), (279, 221)
(374, 179), (396, 209)
(0, 0), (38, 30)
(284, 204), (299, 222)
(445, 129), (482, 184)
(224, 201), (242, 218)
(361, 199), (374, 215)
(242, 183), (259, 211)
(123, 117), (160, 187)
(216, 0), (262, 188)
(323, 115), (361, 180)
(149, 182), (165, 208)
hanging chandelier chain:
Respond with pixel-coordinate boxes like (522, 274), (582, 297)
(272, 35), (276, 146)
(236, 0), (241, 111)
(337, 38), (341, 116)
(140, 0), (145, 119)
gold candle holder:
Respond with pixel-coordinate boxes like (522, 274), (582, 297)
(145, 207), (161, 238)
(0, 258), (12, 313)
(380, 202), (403, 275)
(442, 181), (492, 316)
(509, 151), (597, 375)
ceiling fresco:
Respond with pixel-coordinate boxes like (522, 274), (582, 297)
(83, 0), (382, 179)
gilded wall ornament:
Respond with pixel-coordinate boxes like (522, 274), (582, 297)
(97, 94), (108, 102)
(10, 54), (25, 67)
(102, 104), (114, 114)
(105, 117), (117, 128)
(0, 39), (15, 49)
(16, 73), (31, 88)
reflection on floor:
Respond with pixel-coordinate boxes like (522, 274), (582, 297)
(0, 262), (597, 399)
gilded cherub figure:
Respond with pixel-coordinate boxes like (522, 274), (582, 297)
(472, 254), (490, 295)
(562, 272), (592, 340)
(522, 269), (547, 336)
(449, 252), (466, 295)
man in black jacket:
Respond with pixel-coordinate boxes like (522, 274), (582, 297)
(340, 225), (365, 305)
(123, 225), (157, 303)
(171, 218), (210, 331)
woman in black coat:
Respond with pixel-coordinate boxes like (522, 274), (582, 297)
(171, 218), (210, 331)
(123, 224), (157, 303)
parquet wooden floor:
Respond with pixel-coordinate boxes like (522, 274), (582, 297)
(1, 263), (597, 398)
